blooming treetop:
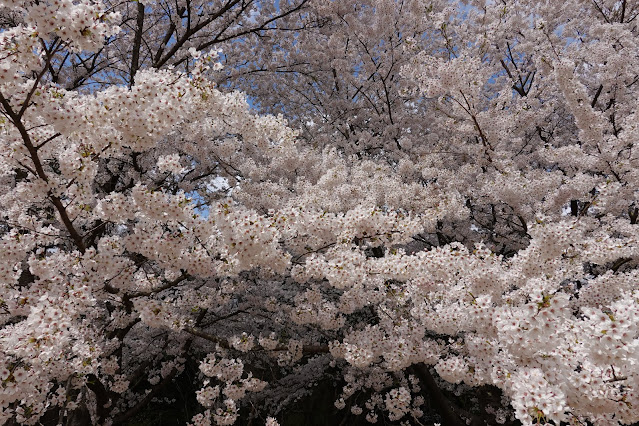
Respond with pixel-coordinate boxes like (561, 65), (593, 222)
(1, 0), (639, 425)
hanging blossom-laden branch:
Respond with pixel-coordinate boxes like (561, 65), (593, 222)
(2, 0), (639, 425)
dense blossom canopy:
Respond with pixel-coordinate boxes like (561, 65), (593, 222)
(1, 0), (639, 425)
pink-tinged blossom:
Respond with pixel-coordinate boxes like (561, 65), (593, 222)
(3, 0), (639, 424)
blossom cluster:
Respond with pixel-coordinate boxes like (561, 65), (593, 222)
(2, 0), (639, 425)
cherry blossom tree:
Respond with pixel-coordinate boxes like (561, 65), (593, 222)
(2, 0), (639, 425)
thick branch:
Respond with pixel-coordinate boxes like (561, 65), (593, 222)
(130, 1), (146, 86)
(183, 327), (329, 354)
(0, 93), (86, 252)
(591, 84), (603, 108)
